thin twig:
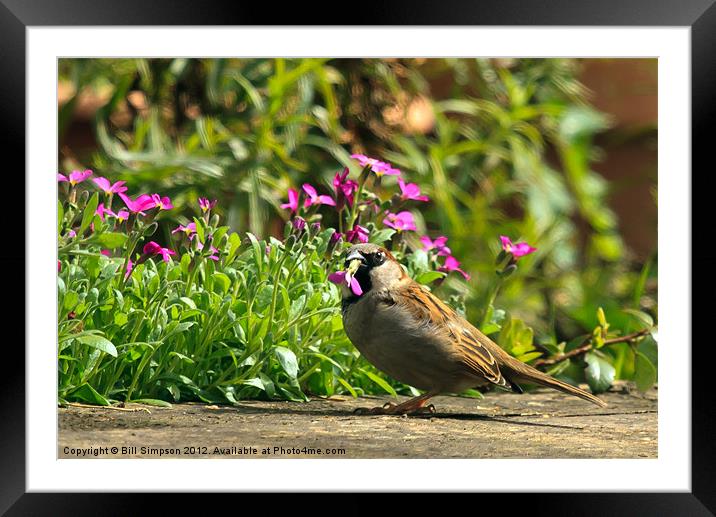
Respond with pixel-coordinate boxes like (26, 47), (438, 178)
(63, 402), (151, 413)
(533, 328), (651, 368)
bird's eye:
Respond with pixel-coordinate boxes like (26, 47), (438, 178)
(373, 252), (385, 266)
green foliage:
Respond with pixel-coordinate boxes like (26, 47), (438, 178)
(58, 58), (659, 404)
(57, 188), (426, 405)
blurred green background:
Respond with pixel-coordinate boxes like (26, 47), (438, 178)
(58, 58), (657, 362)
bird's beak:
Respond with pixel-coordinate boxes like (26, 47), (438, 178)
(345, 250), (366, 267)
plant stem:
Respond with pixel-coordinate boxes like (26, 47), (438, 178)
(347, 166), (370, 230)
(480, 277), (503, 328)
(533, 328), (652, 368)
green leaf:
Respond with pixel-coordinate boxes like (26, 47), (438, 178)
(63, 290), (79, 310)
(132, 398), (173, 408)
(597, 307), (607, 327)
(634, 352), (657, 392)
(415, 271), (446, 284)
(368, 229), (395, 245)
(80, 193), (99, 235)
(274, 346), (298, 379)
(584, 352), (615, 394)
(336, 378), (357, 398)
(243, 377), (266, 391)
(247, 233), (264, 273)
(58, 202), (64, 234)
(95, 232), (128, 249)
(74, 333), (118, 357)
(193, 217), (206, 243)
(67, 383), (110, 406)
(113, 312), (128, 326)
(360, 368), (397, 397)
(623, 309), (654, 328)
(211, 272), (231, 294)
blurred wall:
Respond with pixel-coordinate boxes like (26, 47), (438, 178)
(579, 58), (657, 260)
(59, 58), (658, 259)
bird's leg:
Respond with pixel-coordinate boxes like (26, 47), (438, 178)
(353, 392), (438, 416)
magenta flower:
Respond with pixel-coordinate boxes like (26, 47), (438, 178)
(328, 270), (363, 297)
(115, 209), (129, 223)
(329, 231), (343, 247)
(118, 192), (155, 214)
(57, 260), (61, 272)
(96, 202), (116, 222)
(151, 194), (173, 210)
(194, 237), (220, 261)
(280, 188), (300, 213)
(143, 241), (176, 263)
(333, 168), (358, 209)
(398, 177), (429, 202)
(67, 230), (77, 238)
(199, 198), (217, 213)
(92, 177), (127, 195)
(58, 169), (93, 186)
(350, 154), (401, 177)
(439, 255), (471, 281)
(292, 216), (307, 232)
(302, 184), (336, 208)
(100, 250), (112, 257)
(383, 211), (416, 232)
(345, 224), (369, 244)
(125, 259), (134, 280)
(172, 222), (196, 236)
(500, 235), (537, 258)
(421, 235), (451, 256)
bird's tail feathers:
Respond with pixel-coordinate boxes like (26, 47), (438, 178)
(504, 361), (607, 408)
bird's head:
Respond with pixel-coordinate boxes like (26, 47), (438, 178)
(337, 243), (406, 299)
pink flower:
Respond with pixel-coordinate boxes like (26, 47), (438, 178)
(116, 209), (129, 223)
(500, 235), (537, 258)
(345, 224), (369, 244)
(67, 230), (77, 238)
(398, 177), (429, 202)
(193, 237), (220, 261)
(118, 192), (155, 214)
(143, 241), (176, 263)
(151, 194), (173, 210)
(172, 222), (196, 236)
(58, 169), (93, 186)
(350, 154), (401, 177)
(328, 270), (363, 297)
(125, 259), (134, 280)
(302, 184), (336, 208)
(199, 198), (217, 213)
(92, 177), (128, 195)
(57, 260), (61, 272)
(383, 211), (416, 232)
(100, 250), (112, 257)
(292, 216), (307, 232)
(439, 255), (471, 281)
(333, 168), (358, 209)
(329, 231), (343, 247)
(420, 235), (451, 256)
(280, 188), (300, 213)
(96, 202), (116, 222)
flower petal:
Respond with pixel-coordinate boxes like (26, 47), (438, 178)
(349, 277), (363, 296)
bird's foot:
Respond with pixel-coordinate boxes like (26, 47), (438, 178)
(353, 400), (436, 416)
(353, 402), (398, 415)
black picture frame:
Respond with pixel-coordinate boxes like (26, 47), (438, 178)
(3, 0), (710, 514)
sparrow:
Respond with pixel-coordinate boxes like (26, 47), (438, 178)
(336, 243), (606, 415)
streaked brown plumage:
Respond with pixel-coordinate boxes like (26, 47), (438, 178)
(338, 243), (606, 415)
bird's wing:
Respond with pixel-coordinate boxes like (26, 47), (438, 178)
(388, 281), (509, 389)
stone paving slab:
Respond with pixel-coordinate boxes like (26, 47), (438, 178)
(58, 383), (657, 459)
